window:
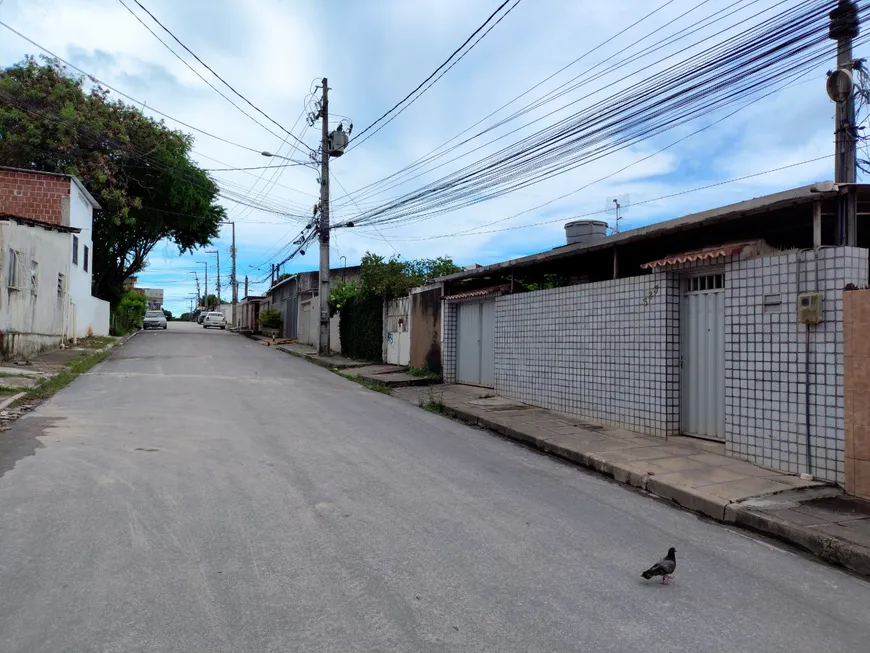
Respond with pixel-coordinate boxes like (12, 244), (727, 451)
(57, 273), (65, 298)
(7, 249), (20, 289)
(72, 235), (79, 265)
(686, 273), (724, 293)
(83, 246), (89, 272)
(30, 261), (38, 295)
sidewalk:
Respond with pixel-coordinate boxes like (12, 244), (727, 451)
(394, 384), (870, 577)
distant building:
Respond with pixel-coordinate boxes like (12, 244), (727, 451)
(140, 288), (164, 309)
(123, 276), (138, 291)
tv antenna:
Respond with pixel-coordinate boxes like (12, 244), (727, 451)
(605, 194), (631, 233)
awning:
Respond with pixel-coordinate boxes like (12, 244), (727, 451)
(441, 284), (511, 301)
(640, 243), (751, 269)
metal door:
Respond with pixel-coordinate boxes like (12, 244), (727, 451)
(456, 299), (495, 387)
(286, 296), (298, 339)
(681, 272), (725, 440)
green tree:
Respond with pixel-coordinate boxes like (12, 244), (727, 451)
(179, 312), (191, 322)
(0, 57), (225, 305)
(162, 309), (173, 321)
(203, 294), (219, 309)
(259, 308), (283, 330)
(358, 253), (461, 300)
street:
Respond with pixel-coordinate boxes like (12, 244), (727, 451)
(0, 323), (869, 652)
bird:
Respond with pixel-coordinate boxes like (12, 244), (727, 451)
(641, 547), (676, 584)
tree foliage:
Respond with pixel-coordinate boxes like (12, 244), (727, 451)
(179, 312), (191, 322)
(162, 309), (173, 321)
(0, 56), (225, 305)
(358, 253), (461, 301)
(259, 308), (283, 330)
(203, 294), (219, 309)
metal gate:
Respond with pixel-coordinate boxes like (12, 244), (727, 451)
(285, 296), (298, 339)
(457, 299), (495, 387)
(681, 272), (725, 440)
(385, 296), (410, 365)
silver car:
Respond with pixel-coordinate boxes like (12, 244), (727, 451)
(143, 310), (167, 330)
(202, 312), (227, 330)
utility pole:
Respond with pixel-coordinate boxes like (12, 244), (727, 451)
(830, 0), (860, 246)
(245, 275), (249, 298)
(318, 76), (331, 355)
(230, 222), (237, 328)
(270, 263), (275, 287)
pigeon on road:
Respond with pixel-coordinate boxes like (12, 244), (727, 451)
(641, 547), (676, 584)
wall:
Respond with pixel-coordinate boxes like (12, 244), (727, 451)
(0, 170), (68, 226)
(493, 273), (681, 436)
(842, 289), (870, 498)
(66, 186), (104, 337)
(724, 248), (867, 484)
(0, 221), (70, 358)
(409, 285), (443, 373)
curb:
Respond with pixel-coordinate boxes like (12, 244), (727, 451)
(0, 392), (27, 413)
(273, 345), (369, 370)
(435, 402), (870, 578)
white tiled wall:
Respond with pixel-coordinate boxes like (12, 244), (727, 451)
(493, 274), (680, 436)
(724, 247), (868, 484)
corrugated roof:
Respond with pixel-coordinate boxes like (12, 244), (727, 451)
(640, 242), (751, 269)
(0, 213), (82, 234)
(441, 284), (511, 301)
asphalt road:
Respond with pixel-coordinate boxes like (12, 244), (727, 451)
(1, 322), (869, 652)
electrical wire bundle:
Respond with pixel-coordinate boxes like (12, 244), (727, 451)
(338, 0), (867, 233)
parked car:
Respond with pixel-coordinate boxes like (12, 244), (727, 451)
(202, 312), (227, 330)
(143, 310), (167, 330)
(196, 311), (208, 324)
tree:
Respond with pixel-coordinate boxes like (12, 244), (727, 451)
(358, 253), (461, 301)
(179, 312), (191, 322)
(203, 294), (219, 309)
(0, 57), (225, 305)
(274, 272), (292, 284)
(162, 309), (173, 321)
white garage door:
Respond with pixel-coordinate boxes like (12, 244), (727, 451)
(457, 299), (495, 387)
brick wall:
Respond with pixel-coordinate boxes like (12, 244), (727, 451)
(493, 273), (681, 436)
(843, 288), (870, 499)
(725, 247), (868, 484)
(0, 170), (70, 226)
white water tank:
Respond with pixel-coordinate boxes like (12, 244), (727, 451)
(565, 220), (608, 245)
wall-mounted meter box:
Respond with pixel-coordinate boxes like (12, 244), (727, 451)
(797, 292), (823, 324)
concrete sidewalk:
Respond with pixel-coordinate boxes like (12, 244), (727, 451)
(395, 384), (870, 576)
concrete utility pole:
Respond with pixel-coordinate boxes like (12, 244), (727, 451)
(318, 77), (331, 355)
(270, 263), (275, 287)
(244, 275), (249, 298)
(230, 222), (237, 328)
(830, 0), (860, 246)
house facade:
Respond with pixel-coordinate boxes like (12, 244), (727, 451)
(0, 167), (109, 356)
(434, 183), (870, 488)
(263, 265), (361, 350)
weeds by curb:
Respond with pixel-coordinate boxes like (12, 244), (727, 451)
(336, 370), (393, 395)
(22, 348), (114, 402)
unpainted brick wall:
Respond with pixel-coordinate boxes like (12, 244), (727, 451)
(0, 170), (69, 225)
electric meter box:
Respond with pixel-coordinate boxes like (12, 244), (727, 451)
(797, 291), (823, 324)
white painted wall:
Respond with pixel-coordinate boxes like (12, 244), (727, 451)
(0, 221), (70, 358)
(384, 296), (410, 366)
(66, 182), (108, 337)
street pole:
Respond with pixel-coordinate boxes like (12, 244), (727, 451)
(245, 275), (249, 298)
(270, 263), (275, 287)
(216, 251), (221, 305)
(231, 222), (237, 328)
(830, 0), (859, 246)
(318, 76), (331, 355)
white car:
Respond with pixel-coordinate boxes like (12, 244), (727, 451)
(202, 312), (227, 330)
(143, 310), (167, 330)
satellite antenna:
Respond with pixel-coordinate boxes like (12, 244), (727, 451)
(604, 194), (631, 233)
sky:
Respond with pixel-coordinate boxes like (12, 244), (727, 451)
(0, 0), (856, 316)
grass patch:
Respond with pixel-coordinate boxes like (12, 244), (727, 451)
(407, 366), (442, 381)
(24, 348), (114, 402)
(0, 386), (33, 396)
(336, 370), (393, 395)
(418, 386), (445, 414)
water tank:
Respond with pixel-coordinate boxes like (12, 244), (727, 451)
(565, 220), (608, 246)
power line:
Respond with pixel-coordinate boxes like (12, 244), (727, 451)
(203, 163), (312, 172)
(0, 20), (269, 156)
(329, 170), (400, 257)
(368, 155), (834, 242)
(116, 0), (288, 143)
(347, 0), (521, 146)
(130, 0), (313, 152)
